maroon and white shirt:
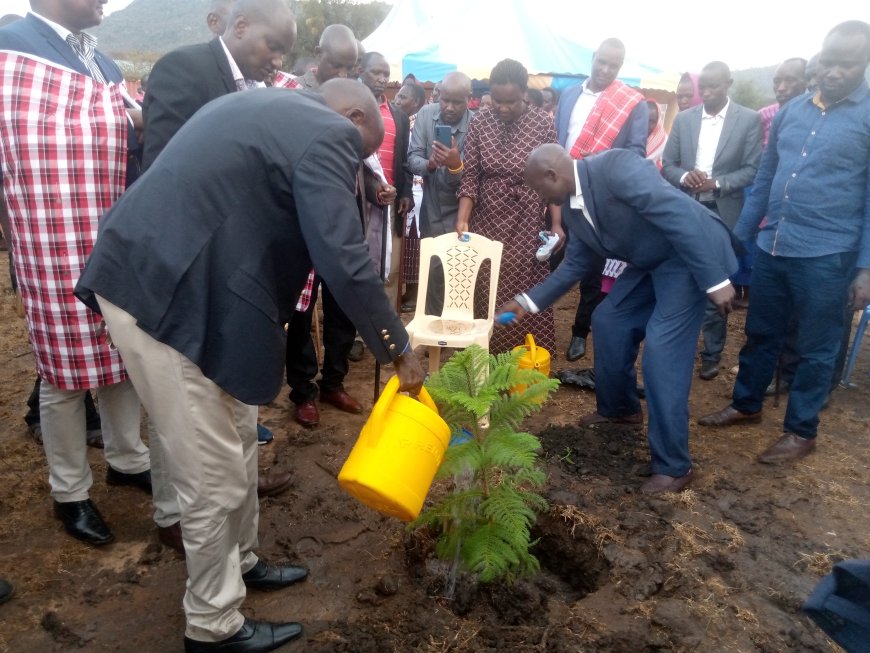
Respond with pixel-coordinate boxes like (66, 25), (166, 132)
(0, 51), (128, 388)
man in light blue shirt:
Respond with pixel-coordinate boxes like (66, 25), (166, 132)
(699, 20), (870, 464)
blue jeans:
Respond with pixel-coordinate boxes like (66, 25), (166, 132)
(732, 250), (855, 438)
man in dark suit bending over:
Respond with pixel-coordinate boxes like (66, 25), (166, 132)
(499, 144), (738, 495)
(75, 79), (425, 653)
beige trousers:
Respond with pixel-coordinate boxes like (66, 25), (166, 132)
(40, 378), (149, 502)
(98, 297), (259, 641)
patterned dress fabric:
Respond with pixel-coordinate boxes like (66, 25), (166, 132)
(0, 52), (129, 389)
(458, 105), (556, 354)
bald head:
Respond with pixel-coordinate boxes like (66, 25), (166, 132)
(524, 144), (575, 204)
(441, 72), (472, 97)
(224, 0), (296, 82)
(207, 0), (233, 36)
(314, 24), (358, 84)
(438, 71), (472, 125)
(320, 78), (384, 158)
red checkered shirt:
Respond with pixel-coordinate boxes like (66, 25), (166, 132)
(0, 51), (129, 389)
(272, 70), (300, 90)
(569, 81), (645, 160)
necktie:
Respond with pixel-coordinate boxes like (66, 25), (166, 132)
(66, 32), (107, 84)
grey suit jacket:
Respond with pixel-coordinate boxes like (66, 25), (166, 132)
(661, 101), (762, 228)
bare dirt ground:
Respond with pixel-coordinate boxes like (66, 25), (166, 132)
(0, 248), (868, 652)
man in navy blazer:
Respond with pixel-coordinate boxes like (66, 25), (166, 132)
(76, 80), (425, 652)
(500, 145), (738, 494)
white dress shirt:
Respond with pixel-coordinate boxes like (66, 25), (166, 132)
(564, 81), (601, 150)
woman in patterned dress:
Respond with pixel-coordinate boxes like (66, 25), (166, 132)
(456, 59), (561, 354)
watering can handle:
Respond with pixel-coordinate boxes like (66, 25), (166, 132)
(525, 333), (537, 361)
(368, 376), (440, 439)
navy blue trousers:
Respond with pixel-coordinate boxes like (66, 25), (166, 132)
(592, 257), (707, 477)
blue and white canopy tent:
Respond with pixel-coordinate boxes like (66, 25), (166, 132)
(362, 0), (680, 92)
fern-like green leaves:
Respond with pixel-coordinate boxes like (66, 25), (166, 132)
(414, 344), (558, 584)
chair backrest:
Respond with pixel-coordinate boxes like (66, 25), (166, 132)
(416, 232), (503, 320)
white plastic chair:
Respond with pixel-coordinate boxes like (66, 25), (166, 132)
(406, 232), (503, 374)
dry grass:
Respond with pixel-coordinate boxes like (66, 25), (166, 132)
(671, 521), (714, 558)
(684, 594), (728, 627)
(735, 606), (759, 626)
(423, 621), (481, 652)
(713, 521), (745, 551)
(794, 551), (846, 576)
(553, 504), (623, 549)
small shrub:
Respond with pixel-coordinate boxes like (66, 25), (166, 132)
(415, 345), (559, 583)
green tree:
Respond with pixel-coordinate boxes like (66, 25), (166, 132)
(416, 346), (558, 584)
(730, 79), (769, 110)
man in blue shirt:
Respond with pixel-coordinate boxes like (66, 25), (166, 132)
(699, 20), (870, 464)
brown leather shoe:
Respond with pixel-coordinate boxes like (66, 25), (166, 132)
(320, 389), (363, 414)
(698, 405), (762, 427)
(640, 469), (694, 495)
(579, 410), (643, 427)
(258, 471), (293, 498)
(158, 522), (184, 555)
(757, 433), (816, 464)
(294, 400), (319, 427)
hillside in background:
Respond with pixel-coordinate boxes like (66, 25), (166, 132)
(92, 0), (390, 77)
(91, 0), (213, 57)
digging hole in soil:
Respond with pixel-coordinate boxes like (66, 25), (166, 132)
(533, 510), (611, 599)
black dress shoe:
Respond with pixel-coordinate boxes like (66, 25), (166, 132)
(566, 336), (586, 361)
(106, 466), (152, 494)
(184, 618), (303, 653)
(242, 560), (308, 590)
(53, 499), (114, 545)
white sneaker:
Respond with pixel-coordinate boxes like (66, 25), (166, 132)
(536, 231), (560, 262)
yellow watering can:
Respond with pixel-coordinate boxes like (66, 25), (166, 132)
(512, 333), (551, 398)
(337, 376), (450, 522)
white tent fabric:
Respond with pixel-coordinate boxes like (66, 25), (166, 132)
(362, 0), (680, 91)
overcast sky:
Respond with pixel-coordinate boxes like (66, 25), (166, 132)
(3, 0), (868, 70)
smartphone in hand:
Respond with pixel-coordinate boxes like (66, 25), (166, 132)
(434, 125), (452, 147)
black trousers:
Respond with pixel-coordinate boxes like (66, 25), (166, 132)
(285, 280), (356, 404)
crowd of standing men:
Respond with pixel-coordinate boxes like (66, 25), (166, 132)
(0, 0), (868, 650)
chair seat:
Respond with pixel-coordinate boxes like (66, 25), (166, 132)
(407, 315), (493, 349)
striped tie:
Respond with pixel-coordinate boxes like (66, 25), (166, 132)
(66, 32), (107, 84)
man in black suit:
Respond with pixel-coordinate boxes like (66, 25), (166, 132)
(139, 0), (298, 551)
(142, 0), (296, 168)
(76, 79), (425, 653)
(500, 144), (738, 495)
